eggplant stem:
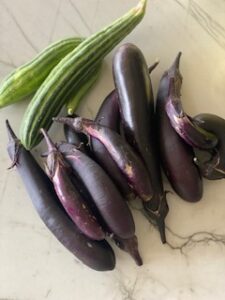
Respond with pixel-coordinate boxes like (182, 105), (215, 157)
(6, 120), (21, 169)
(40, 128), (57, 153)
(148, 60), (159, 74)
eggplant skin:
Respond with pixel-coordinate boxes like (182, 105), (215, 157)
(158, 108), (203, 202)
(156, 55), (203, 202)
(6, 123), (115, 271)
(193, 113), (225, 180)
(58, 143), (135, 239)
(92, 90), (133, 199)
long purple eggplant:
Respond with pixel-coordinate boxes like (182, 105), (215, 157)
(193, 113), (225, 179)
(112, 43), (168, 243)
(6, 121), (115, 271)
(67, 163), (142, 265)
(57, 142), (135, 239)
(41, 129), (105, 241)
(156, 53), (203, 202)
(92, 90), (134, 199)
(165, 77), (218, 149)
(67, 158), (142, 266)
(54, 117), (153, 203)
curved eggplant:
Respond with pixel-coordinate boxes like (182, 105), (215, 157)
(165, 77), (218, 149)
(92, 90), (134, 199)
(41, 129), (105, 241)
(193, 113), (225, 179)
(156, 53), (203, 202)
(6, 121), (115, 271)
(54, 117), (153, 203)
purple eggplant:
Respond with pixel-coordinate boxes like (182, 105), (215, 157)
(57, 142), (135, 239)
(64, 114), (89, 153)
(92, 90), (134, 199)
(54, 117), (153, 203)
(193, 113), (225, 179)
(112, 43), (168, 243)
(156, 53), (203, 202)
(165, 77), (218, 149)
(6, 121), (115, 271)
(41, 129), (105, 241)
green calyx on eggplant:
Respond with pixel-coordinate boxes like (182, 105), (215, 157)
(165, 54), (218, 150)
(193, 113), (225, 180)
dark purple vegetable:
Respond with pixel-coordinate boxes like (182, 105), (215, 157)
(6, 121), (115, 271)
(41, 129), (105, 241)
(113, 235), (143, 266)
(165, 76), (218, 149)
(193, 113), (225, 179)
(156, 53), (203, 202)
(55, 117), (153, 202)
(64, 114), (89, 153)
(113, 43), (168, 243)
(57, 142), (135, 239)
(92, 90), (134, 200)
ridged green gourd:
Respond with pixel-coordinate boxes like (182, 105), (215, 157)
(0, 37), (84, 108)
(20, 0), (147, 149)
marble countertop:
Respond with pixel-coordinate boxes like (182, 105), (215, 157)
(0, 0), (225, 299)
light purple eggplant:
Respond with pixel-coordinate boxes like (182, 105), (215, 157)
(165, 76), (218, 149)
(41, 129), (105, 241)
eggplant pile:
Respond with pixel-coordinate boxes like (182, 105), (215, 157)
(6, 44), (225, 272)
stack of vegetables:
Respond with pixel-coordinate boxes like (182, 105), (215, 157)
(1, 0), (225, 271)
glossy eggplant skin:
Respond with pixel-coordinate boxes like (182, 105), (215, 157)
(55, 117), (153, 203)
(64, 114), (89, 153)
(113, 43), (168, 243)
(91, 90), (133, 199)
(156, 54), (203, 202)
(41, 129), (105, 241)
(193, 113), (225, 180)
(6, 121), (115, 271)
(58, 142), (135, 239)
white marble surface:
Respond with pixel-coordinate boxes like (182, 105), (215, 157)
(0, 0), (225, 299)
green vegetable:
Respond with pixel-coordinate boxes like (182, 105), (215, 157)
(20, 0), (147, 150)
(0, 37), (84, 108)
(67, 63), (102, 115)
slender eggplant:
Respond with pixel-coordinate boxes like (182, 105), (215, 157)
(91, 90), (134, 199)
(41, 129), (105, 241)
(6, 121), (115, 271)
(64, 114), (89, 153)
(156, 53), (203, 202)
(165, 77), (218, 149)
(57, 142), (135, 239)
(193, 113), (225, 179)
(54, 117), (153, 202)
(112, 43), (168, 243)
(68, 165), (142, 265)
